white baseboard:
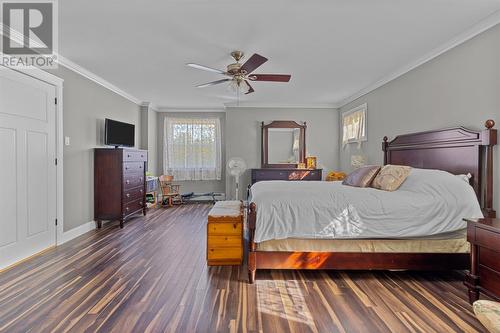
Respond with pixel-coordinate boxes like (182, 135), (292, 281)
(58, 221), (96, 245)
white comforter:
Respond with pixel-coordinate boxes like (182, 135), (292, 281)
(250, 168), (483, 243)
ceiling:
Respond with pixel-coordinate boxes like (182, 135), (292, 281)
(58, 0), (500, 108)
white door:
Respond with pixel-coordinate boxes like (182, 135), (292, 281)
(0, 67), (57, 269)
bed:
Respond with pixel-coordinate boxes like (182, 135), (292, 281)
(247, 120), (497, 283)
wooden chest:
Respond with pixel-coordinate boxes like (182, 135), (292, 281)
(207, 201), (243, 266)
(464, 217), (500, 303)
(94, 148), (147, 228)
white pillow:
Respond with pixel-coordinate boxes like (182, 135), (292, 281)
(455, 173), (472, 184)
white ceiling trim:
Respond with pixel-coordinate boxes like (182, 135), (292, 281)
(57, 55), (142, 105)
(156, 107), (226, 113)
(223, 102), (338, 109)
(337, 9), (500, 108)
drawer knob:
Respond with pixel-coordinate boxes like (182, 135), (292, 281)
(125, 167), (129, 170)
(126, 193), (130, 197)
(126, 207), (130, 211)
(126, 180), (130, 184)
(128, 154), (131, 158)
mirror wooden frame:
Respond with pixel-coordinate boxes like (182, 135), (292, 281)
(261, 120), (306, 168)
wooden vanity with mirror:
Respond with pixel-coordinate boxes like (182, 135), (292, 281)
(251, 120), (322, 184)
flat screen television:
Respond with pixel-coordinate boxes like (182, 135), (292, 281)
(105, 118), (135, 147)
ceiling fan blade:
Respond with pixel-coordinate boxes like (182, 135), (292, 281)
(240, 54), (268, 74)
(248, 74), (291, 82)
(186, 63), (227, 75)
(196, 78), (231, 88)
(244, 80), (255, 94)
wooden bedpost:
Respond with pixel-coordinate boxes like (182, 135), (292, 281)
(483, 119), (497, 218)
(248, 202), (257, 284)
(382, 136), (389, 165)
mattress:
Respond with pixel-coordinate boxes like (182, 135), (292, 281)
(256, 229), (469, 253)
(250, 168), (483, 243)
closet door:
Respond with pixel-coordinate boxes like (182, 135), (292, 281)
(0, 67), (57, 269)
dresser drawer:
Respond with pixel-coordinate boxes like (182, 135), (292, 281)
(123, 187), (144, 203)
(208, 235), (242, 248)
(289, 170), (322, 181)
(478, 265), (500, 298)
(476, 227), (500, 253)
(207, 247), (242, 260)
(123, 150), (147, 162)
(479, 247), (500, 273)
(123, 174), (144, 190)
(300, 170), (321, 180)
(123, 198), (143, 216)
(208, 222), (242, 235)
(253, 170), (288, 181)
(123, 161), (145, 173)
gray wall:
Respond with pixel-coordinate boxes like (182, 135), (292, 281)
(226, 107), (339, 199)
(140, 104), (158, 175)
(157, 112), (226, 194)
(47, 66), (141, 232)
(148, 110), (158, 175)
(339, 23), (500, 212)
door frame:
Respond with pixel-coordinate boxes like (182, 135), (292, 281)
(1, 63), (65, 245)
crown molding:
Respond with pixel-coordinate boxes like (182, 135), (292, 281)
(223, 102), (338, 109)
(156, 106), (226, 113)
(57, 55), (142, 105)
(337, 9), (500, 108)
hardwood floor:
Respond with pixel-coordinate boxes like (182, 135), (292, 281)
(0, 204), (486, 332)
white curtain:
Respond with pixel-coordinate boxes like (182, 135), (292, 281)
(342, 103), (367, 148)
(164, 117), (222, 181)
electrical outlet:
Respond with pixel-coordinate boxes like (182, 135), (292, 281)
(64, 136), (70, 146)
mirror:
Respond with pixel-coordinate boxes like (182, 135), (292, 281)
(268, 128), (301, 164)
(262, 121), (306, 168)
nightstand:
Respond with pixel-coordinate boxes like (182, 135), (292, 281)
(464, 217), (500, 303)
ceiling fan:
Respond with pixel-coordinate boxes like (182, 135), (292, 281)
(186, 50), (291, 95)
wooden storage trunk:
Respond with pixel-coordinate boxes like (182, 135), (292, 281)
(207, 201), (243, 266)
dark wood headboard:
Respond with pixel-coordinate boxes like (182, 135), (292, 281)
(382, 120), (497, 218)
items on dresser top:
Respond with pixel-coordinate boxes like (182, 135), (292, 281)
(251, 168), (322, 184)
(464, 217), (500, 304)
(94, 148), (147, 228)
(207, 201), (244, 266)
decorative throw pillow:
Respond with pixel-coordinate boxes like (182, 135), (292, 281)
(342, 165), (381, 187)
(371, 165), (412, 191)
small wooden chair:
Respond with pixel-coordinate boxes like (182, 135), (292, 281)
(159, 175), (182, 207)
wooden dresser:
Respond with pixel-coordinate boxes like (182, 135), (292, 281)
(207, 201), (243, 266)
(464, 217), (500, 303)
(94, 148), (147, 228)
(251, 168), (322, 184)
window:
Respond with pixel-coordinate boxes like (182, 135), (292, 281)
(164, 117), (222, 181)
(342, 103), (367, 146)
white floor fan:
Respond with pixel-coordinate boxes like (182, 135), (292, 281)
(227, 157), (247, 200)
